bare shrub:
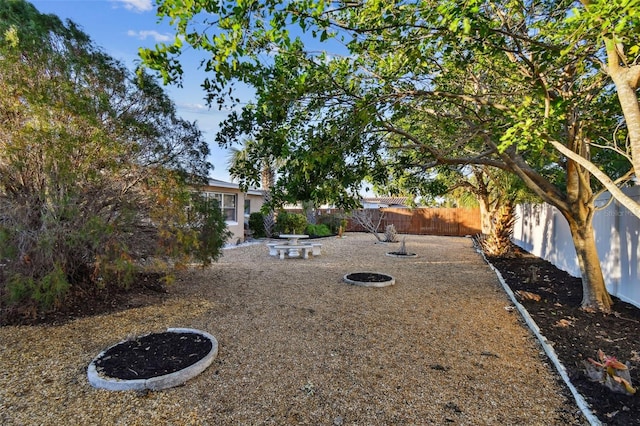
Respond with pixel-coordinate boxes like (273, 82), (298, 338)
(384, 224), (398, 243)
(350, 209), (386, 242)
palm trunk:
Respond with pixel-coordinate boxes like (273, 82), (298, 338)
(262, 190), (275, 238)
(478, 193), (492, 235)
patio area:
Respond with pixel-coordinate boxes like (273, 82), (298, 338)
(0, 233), (585, 425)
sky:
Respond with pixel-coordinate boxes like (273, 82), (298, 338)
(30, 0), (247, 182)
(27, 0), (376, 196)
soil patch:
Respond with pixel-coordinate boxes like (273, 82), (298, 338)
(387, 252), (417, 257)
(488, 251), (640, 426)
(345, 272), (393, 283)
(93, 331), (213, 380)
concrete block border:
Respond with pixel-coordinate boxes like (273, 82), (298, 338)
(478, 249), (601, 426)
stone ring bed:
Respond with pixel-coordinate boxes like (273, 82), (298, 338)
(385, 251), (417, 258)
(87, 328), (218, 391)
(343, 272), (395, 287)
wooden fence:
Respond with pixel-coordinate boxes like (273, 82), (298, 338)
(345, 207), (481, 236)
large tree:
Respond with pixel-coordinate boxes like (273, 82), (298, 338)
(0, 1), (222, 313)
(561, 0), (640, 216)
(141, 0), (636, 312)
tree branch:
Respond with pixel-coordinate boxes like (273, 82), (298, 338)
(549, 139), (640, 219)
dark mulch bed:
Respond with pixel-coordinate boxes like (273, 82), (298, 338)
(93, 331), (213, 380)
(488, 251), (640, 426)
(387, 251), (417, 256)
(345, 272), (394, 282)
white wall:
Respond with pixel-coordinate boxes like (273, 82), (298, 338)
(512, 186), (640, 308)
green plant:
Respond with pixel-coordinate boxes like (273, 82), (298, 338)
(305, 223), (332, 237)
(7, 263), (70, 309)
(187, 193), (232, 267)
(275, 211), (307, 234)
(316, 214), (344, 234)
(0, 4), (212, 316)
(584, 349), (636, 395)
(338, 218), (348, 237)
(248, 212), (266, 238)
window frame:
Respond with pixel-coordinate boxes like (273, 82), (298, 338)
(203, 191), (238, 224)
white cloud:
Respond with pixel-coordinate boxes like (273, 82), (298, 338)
(127, 30), (172, 42)
(113, 0), (153, 13)
(179, 103), (209, 113)
(178, 103), (236, 114)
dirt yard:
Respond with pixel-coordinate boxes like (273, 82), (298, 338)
(0, 233), (587, 425)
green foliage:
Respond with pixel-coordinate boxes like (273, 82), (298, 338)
(275, 211), (307, 235)
(7, 264), (69, 309)
(143, 0), (634, 206)
(248, 212), (266, 238)
(142, 0), (634, 311)
(316, 214), (344, 234)
(0, 2), (212, 315)
(304, 223), (332, 237)
(0, 227), (17, 259)
(187, 194), (232, 267)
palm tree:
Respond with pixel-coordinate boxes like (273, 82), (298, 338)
(227, 139), (279, 237)
(227, 138), (278, 189)
(453, 166), (537, 256)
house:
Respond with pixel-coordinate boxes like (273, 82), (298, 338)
(281, 197), (410, 216)
(360, 197), (409, 209)
(199, 179), (265, 243)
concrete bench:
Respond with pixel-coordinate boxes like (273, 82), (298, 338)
(311, 243), (322, 256)
(273, 244), (313, 259)
(266, 243), (278, 256)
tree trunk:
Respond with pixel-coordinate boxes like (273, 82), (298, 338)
(302, 200), (316, 225)
(613, 77), (640, 177)
(262, 190), (275, 238)
(563, 212), (613, 312)
(497, 142), (613, 312)
(478, 194), (492, 235)
(604, 39), (640, 180)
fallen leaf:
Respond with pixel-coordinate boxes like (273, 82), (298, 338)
(516, 290), (541, 302)
(554, 319), (573, 327)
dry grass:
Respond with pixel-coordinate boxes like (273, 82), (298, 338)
(0, 233), (586, 425)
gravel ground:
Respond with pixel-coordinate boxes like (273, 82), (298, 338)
(0, 233), (587, 425)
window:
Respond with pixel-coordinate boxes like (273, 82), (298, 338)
(203, 191), (237, 222)
(244, 199), (251, 216)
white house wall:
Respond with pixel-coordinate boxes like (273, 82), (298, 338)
(512, 186), (640, 308)
(201, 180), (264, 244)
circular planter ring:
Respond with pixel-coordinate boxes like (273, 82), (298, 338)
(87, 327), (218, 391)
(386, 252), (418, 258)
(343, 272), (395, 287)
